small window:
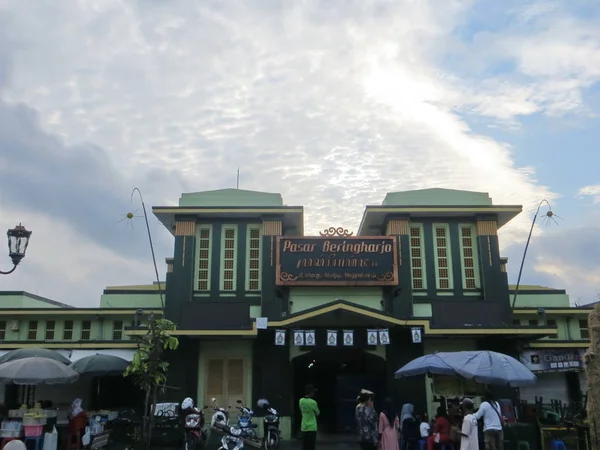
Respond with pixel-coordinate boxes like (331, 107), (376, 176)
(580, 319), (589, 339)
(27, 321), (38, 340)
(113, 321), (123, 340)
(0, 321), (6, 340)
(512, 319), (520, 326)
(546, 319), (557, 328)
(81, 321), (92, 340)
(45, 321), (56, 340)
(63, 320), (74, 340)
(221, 227), (237, 291)
(246, 226), (262, 291)
(528, 319), (538, 326)
(197, 226), (212, 291)
(409, 225), (426, 290)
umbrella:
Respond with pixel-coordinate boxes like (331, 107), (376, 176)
(0, 348), (70, 365)
(395, 350), (537, 387)
(0, 357), (79, 385)
(394, 353), (458, 378)
(69, 354), (130, 376)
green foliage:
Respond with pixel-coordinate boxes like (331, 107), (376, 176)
(125, 317), (179, 390)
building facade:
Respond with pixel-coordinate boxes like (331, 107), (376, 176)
(0, 188), (590, 438)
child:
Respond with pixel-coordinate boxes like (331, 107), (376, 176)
(418, 415), (430, 438)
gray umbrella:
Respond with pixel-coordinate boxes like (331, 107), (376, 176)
(0, 357), (79, 385)
(69, 354), (130, 376)
(0, 348), (70, 365)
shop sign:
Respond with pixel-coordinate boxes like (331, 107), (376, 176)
(275, 235), (398, 286)
(519, 349), (585, 373)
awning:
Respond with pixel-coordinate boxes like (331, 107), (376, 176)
(0, 349), (71, 359)
(69, 349), (136, 363)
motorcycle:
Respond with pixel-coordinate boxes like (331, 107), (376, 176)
(256, 399), (280, 450)
(210, 397), (231, 429)
(181, 397), (208, 450)
(235, 400), (258, 441)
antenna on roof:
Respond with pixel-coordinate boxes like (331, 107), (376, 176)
(236, 168), (240, 189)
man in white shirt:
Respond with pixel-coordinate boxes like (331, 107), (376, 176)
(460, 398), (478, 450)
(474, 392), (503, 450)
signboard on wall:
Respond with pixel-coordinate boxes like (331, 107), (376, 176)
(519, 349), (585, 373)
(275, 236), (398, 286)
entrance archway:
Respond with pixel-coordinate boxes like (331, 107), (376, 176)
(292, 348), (386, 435)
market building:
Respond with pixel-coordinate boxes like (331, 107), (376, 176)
(0, 188), (591, 440)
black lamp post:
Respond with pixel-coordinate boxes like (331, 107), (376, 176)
(0, 224), (32, 275)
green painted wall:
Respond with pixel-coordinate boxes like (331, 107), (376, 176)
(179, 189), (284, 207)
(514, 315), (587, 340)
(288, 287), (383, 313)
(413, 303), (432, 317)
(0, 294), (64, 308)
(383, 189), (492, 206)
(100, 292), (163, 308)
(510, 289), (571, 308)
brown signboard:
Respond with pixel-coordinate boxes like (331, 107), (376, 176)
(275, 236), (398, 286)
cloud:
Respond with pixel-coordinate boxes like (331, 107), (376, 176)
(0, 0), (597, 304)
(579, 185), (600, 203)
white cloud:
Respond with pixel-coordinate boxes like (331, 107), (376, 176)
(579, 185), (600, 202)
(0, 0), (598, 303)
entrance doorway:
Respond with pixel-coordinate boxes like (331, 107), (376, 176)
(292, 349), (386, 436)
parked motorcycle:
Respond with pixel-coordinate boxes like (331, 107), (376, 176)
(181, 397), (208, 450)
(256, 399), (280, 450)
(235, 400), (258, 441)
(210, 397), (231, 429)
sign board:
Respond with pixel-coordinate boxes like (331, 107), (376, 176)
(275, 236), (398, 286)
(519, 349), (585, 373)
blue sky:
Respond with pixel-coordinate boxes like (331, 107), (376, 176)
(0, 0), (598, 306)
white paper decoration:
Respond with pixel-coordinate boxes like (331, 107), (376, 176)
(274, 329), (286, 346)
(327, 330), (338, 346)
(304, 330), (316, 346)
(411, 327), (422, 343)
(343, 330), (354, 346)
(294, 330), (305, 346)
(367, 329), (378, 345)
(378, 329), (390, 345)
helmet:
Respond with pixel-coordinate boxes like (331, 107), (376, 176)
(181, 397), (194, 410)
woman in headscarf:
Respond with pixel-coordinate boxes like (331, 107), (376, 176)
(355, 391), (378, 450)
(426, 407), (451, 450)
(399, 404), (418, 450)
(378, 398), (399, 450)
(68, 398), (88, 449)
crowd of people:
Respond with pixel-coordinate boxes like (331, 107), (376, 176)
(299, 385), (505, 450)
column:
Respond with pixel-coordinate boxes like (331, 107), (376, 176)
(261, 220), (284, 319)
(385, 219), (412, 318)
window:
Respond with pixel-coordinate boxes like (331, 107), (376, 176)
(220, 226), (237, 291)
(580, 319), (589, 339)
(459, 225), (480, 289)
(0, 321), (6, 340)
(547, 319), (557, 328)
(512, 319), (520, 326)
(433, 224), (452, 289)
(409, 225), (426, 290)
(205, 358), (245, 414)
(196, 226), (212, 291)
(81, 321), (92, 340)
(113, 320), (124, 340)
(27, 321), (38, 340)
(246, 226), (262, 291)
(63, 321), (74, 340)
(528, 319), (538, 326)
(45, 321), (55, 340)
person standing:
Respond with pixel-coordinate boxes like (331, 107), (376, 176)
(460, 399), (479, 450)
(356, 391), (378, 450)
(426, 407), (451, 450)
(378, 398), (400, 450)
(474, 391), (503, 450)
(299, 384), (320, 450)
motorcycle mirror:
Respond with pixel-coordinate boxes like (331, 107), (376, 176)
(211, 398), (216, 403)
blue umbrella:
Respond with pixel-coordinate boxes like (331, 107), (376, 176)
(394, 353), (458, 378)
(395, 351), (537, 387)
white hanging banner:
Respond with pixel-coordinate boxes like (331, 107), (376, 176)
(378, 329), (390, 345)
(274, 329), (286, 346)
(411, 327), (422, 344)
(294, 330), (305, 346)
(304, 330), (316, 346)
(343, 330), (354, 346)
(327, 330), (338, 346)
(367, 329), (378, 346)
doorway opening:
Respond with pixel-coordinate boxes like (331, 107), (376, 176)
(292, 349), (386, 436)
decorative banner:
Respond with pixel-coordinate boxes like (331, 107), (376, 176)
(343, 330), (354, 346)
(411, 327), (422, 344)
(327, 330), (338, 346)
(294, 330), (305, 346)
(274, 329), (286, 346)
(305, 330), (316, 346)
(367, 329), (378, 346)
(519, 349), (585, 373)
(275, 236), (398, 286)
(378, 329), (390, 345)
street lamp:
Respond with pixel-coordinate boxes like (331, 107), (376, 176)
(0, 224), (32, 275)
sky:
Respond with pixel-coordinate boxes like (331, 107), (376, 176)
(0, 0), (598, 307)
